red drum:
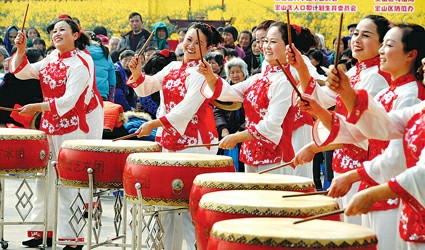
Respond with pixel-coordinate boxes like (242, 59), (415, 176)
(190, 173), (316, 219)
(57, 140), (161, 188)
(208, 218), (378, 250)
(123, 153), (235, 206)
(0, 128), (49, 174)
(195, 190), (340, 250)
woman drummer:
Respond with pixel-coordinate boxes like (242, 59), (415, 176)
(289, 15), (391, 225)
(126, 22), (222, 250)
(10, 18), (102, 250)
(201, 21), (298, 174)
(297, 23), (425, 250)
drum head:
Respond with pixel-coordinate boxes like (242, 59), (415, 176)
(210, 217), (378, 248)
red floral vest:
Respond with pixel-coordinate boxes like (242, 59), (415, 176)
(160, 60), (217, 151)
(39, 49), (89, 135)
(240, 65), (295, 166)
(398, 109), (425, 242)
(360, 75), (420, 211)
(332, 57), (384, 173)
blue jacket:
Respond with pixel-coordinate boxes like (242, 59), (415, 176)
(87, 44), (116, 100)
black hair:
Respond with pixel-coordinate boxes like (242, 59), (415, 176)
(205, 52), (224, 66)
(93, 26), (108, 36)
(52, 18), (90, 50)
(269, 21), (318, 54)
(144, 50), (177, 75)
(362, 15), (391, 43)
(177, 28), (188, 34)
(347, 23), (357, 30)
(26, 26), (41, 38)
(129, 12), (142, 21)
(26, 47), (43, 63)
(119, 49), (135, 61)
(226, 48), (238, 58)
(395, 23), (425, 81)
(332, 36), (350, 51)
(188, 22), (223, 47)
(256, 20), (274, 32)
(307, 49), (329, 68)
(110, 50), (120, 63)
(92, 36), (110, 58)
(238, 30), (252, 42)
(46, 45), (56, 55)
(33, 37), (46, 46)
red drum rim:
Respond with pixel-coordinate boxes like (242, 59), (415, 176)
(0, 128), (47, 140)
(126, 153), (234, 167)
(199, 190), (339, 217)
(61, 139), (161, 153)
(193, 172), (315, 191)
(210, 217), (378, 248)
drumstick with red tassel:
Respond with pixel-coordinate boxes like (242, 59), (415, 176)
(293, 209), (345, 224)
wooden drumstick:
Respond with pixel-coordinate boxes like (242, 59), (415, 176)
(136, 31), (155, 57)
(293, 209), (345, 224)
(184, 143), (219, 149)
(334, 13), (344, 65)
(275, 59), (307, 103)
(286, 10), (292, 47)
(258, 161), (293, 174)
(196, 29), (207, 67)
(0, 106), (20, 112)
(21, 3), (29, 32)
(282, 190), (328, 198)
(112, 132), (138, 142)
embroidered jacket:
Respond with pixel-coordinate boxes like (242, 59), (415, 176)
(128, 60), (222, 151)
(213, 64), (296, 166)
(10, 49), (94, 135)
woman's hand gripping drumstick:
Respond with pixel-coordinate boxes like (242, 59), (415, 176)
(128, 31), (155, 80)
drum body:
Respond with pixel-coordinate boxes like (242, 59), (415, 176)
(123, 153), (235, 206)
(0, 128), (49, 173)
(195, 190), (340, 250)
(208, 217), (378, 250)
(189, 173), (316, 219)
(57, 140), (161, 188)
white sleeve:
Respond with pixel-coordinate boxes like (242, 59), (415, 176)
(132, 62), (177, 97)
(161, 71), (209, 135)
(356, 96), (424, 140)
(55, 63), (90, 116)
(392, 148), (425, 207)
(255, 79), (293, 144)
(10, 54), (47, 80)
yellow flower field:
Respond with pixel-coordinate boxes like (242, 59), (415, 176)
(0, 0), (424, 49)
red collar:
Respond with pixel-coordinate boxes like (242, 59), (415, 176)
(264, 64), (281, 74)
(58, 49), (77, 59)
(356, 56), (380, 73)
(391, 73), (417, 89)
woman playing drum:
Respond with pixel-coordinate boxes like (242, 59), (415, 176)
(201, 21), (297, 174)
(126, 22), (223, 250)
(10, 18), (102, 250)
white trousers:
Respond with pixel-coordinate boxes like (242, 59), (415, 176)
(334, 172), (362, 225)
(283, 124), (313, 178)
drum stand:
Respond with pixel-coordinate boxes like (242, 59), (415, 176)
(129, 183), (188, 250)
(0, 170), (49, 249)
(51, 164), (129, 250)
